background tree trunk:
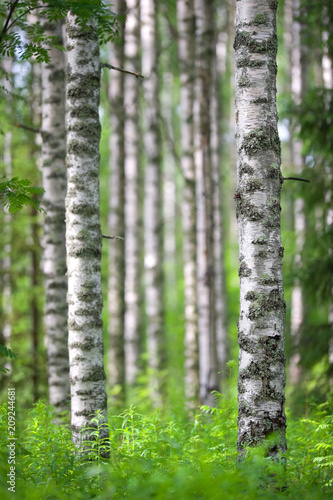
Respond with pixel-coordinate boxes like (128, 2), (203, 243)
(108, 0), (126, 406)
(141, 0), (165, 404)
(177, 0), (200, 409)
(194, 0), (218, 406)
(123, 0), (142, 387)
(41, 18), (69, 414)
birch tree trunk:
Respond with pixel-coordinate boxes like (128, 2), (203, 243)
(177, 0), (200, 408)
(194, 0), (218, 406)
(41, 18), (69, 414)
(141, 0), (165, 403)
(108, 0), (126, 405)
(234, 0), (287, 457)
(66, 12), (108, 449)
(30, 54), (42, 404)
(288, 0), (307, 385)
(124, 0), (142, 386)
(210, 4), (229, 390)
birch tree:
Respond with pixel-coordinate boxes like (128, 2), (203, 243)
(177, 0), (199, 408)
(108, 0), (126, 405)
(66, 12), (108, 449)
(41, 18), (69, 414)
(194, 0), (218, 406)
(141, 0), (165, 403)
(234, 0), (287, 457)
(123, 0), (142, 386)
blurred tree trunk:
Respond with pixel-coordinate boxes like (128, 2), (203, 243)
(1, 57), (13, 378)
(31, 207), (41, 403)
(177, 0), (199, 409)
(210, 2), (229, 391)
(40, 18), (69, 414)
(194, 0), (218, 406)
(287, 0), (307, 385)
(123, 0), (142, 387)
(234, 0), (287, 457)
(108, 0), (126, 406)
(141, 0), (165, 404)
(65, 12), (108, 451)
(30, 52), (42, 404)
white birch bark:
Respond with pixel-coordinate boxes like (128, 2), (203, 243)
(41, 18), (69, 414)
(210, 5), (229, 389)
(141, 0), (165, 402)
(108, 0), (126, 405)
(288, 0), (306, 385)
(194, 0), (218, 406)
(65, 12), (108, 449)
(124, 0), (142, 386)
(234, 0), (287, 456)
(177, 0), (200, 408)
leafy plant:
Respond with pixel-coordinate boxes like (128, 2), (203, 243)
(0, 344), (16, 374)
(0, 176), (45, 213)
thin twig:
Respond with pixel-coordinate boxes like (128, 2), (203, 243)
(100, 62), (144, 79)
(0, 0), (20, 41)
(283, 177), (310, 183)
(102, 234), (124, 241)
(6, 5), (46, 34)
(12, 122), (40, 133)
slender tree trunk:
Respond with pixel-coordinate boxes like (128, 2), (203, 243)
(30, 53), (42, 404)
(177, 0), (200, 409)
(288, 0), (307, 385)
(108, 0), (126, 406)
(65, 12), (108, 450)
(123, 0), (142, 386)
(141, 0), (165, 404)
(194, 0), (218, 406)
(210, 3), (229, 390)
(31, 208), (41, 403)
(234, 0), (287, 457)
(41, 18), (69, 414)
(1, 57), (13, 378)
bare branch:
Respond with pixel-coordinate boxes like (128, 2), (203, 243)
(100, 62), (144, 79)
(283, 176), (310, 183)
(12, 122), (40, 133)
(102, 234), (124, 241)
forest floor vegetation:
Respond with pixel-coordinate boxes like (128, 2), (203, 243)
(0, 393), (332, 499)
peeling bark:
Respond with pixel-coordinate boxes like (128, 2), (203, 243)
(234, 0), (287, 457)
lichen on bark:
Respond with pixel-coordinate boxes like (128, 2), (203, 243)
(234, 0), (287, 459)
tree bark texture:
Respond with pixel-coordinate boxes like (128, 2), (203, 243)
(288, 0), (306, 385)
(108, 0), (126, 405)
(210, 4), (229, 389)
(141, 0), (165, 403)
(123, 0), (142, 386)
(234, 0), (287, 456)
(194, 0), (218, 406)
(41, 18), (70, 414)
(177, 0), (200, 408)
(65, 12), (108, 448)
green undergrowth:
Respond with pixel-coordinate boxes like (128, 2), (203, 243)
(0, 395), (332, 499)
